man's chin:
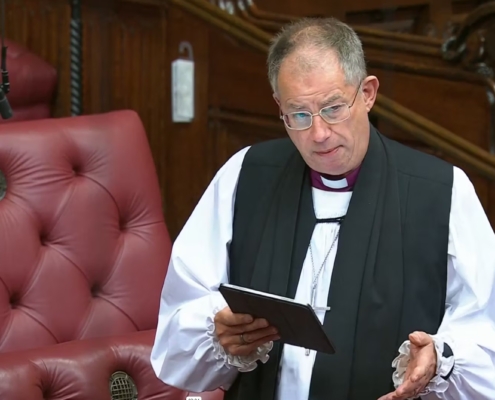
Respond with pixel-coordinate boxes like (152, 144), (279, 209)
(309, 159), (347, 176)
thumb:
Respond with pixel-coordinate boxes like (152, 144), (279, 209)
(409, 331), (432, 347)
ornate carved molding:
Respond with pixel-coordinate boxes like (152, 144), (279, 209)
(174, 0), (495, 171)
(442, 2), (495, 78)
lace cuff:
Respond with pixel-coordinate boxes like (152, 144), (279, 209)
(206, 307), (273, 373)
(392, 335), (455, 395)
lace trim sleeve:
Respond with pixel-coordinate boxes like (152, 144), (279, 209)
(206, 307), (274, 372)
(392, 335), (455, 395)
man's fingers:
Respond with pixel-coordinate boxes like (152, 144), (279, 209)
(409, 348), (436, 383)
(410, 365), (427, 383)
(227, 333), (280, 357)
(242, 318), (270, 332)
(377, 390), (400, 400)
(378, 371), (429, 400)
(214, 307), (253, 326)
(214, 307), (273, 331)
(409, 331), (432, 347)
(378, 386), (418, 400)
(216, 318), (271, 336)
(393, 375), (429, 400)
(240, 326), (278, 344)
(378, 332), (436, 400)
(218, 326), (278, 348)
(214, 307), (280, 357)
(245, 334), (280, 351)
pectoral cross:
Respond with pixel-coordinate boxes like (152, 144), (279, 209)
(311, 282), (317, 310)
(305, 283), (330, 356)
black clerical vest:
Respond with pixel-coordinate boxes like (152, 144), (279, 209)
(225, 126), (453, 400)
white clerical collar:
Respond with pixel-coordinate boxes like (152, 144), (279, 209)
(320, 175), (348, 189)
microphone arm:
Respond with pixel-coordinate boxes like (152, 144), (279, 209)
(0, 0), (12, 120)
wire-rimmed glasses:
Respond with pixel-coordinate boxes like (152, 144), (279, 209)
(280, 83), (361, 131)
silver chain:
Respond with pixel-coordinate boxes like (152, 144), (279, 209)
(306, 225), (340, 356)
(309, 226), (340, 301)
(309, 226), (340, 287)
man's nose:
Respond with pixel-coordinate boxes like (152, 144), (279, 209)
(310, 115), (332, 143)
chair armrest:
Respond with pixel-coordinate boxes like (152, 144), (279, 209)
(0, 329), (187, 400)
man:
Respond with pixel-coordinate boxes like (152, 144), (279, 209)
(151, 17), (495, 400)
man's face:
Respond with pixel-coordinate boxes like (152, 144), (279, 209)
(274, 49), (379, 176)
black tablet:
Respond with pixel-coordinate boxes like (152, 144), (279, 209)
(219, 283), (336, 354)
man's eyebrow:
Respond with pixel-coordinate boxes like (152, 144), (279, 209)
(285, 93), (344, 109)
(321, 94), (343, 106)
(286, 102), (306, 110)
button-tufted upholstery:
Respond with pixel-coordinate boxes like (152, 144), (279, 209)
(0, 110), (168, 351)
(0, 110), (223, 399)
(0, 39), (57, 123)
(0, 331), (187, 400)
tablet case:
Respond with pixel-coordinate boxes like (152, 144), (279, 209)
(219, 283), (336, 354)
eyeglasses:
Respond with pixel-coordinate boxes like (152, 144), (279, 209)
(280, 83), (361, 131)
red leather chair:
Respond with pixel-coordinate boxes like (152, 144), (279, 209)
(0, 110), (223, 399)
(0, 39), (57, 123)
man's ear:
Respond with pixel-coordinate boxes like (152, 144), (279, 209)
(361, 76), (379, 112)
(273, 93), (281, 107)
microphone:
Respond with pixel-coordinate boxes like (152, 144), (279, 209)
(0, 86), (11, 119)
(0, 0), (12, 120)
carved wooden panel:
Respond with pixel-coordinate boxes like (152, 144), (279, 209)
(3, 0), (210, 238)
(4, 0), (494, 237)
(81, 1), (169, 162)
(206, 26), (492, 159)
(371, 68), (491, 150)
(348, 7), (421, 34)
(245, 0), (481, 36)
(208, 107), (494, 226)
(77, 0), (182, 233)
(256, 0), (428, 18)
(4, 0), (71, 116)
(209, 109), (285, 170)
(208, 28), (277, 117)
(162, 6), (212, 239)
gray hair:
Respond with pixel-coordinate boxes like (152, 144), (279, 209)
(267, 17), (367, 93)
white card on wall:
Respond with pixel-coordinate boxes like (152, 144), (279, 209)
(172, 58), (195, 123)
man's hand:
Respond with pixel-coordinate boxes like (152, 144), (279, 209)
(378, 332), (437, 400)
(214, 306), (280, 357)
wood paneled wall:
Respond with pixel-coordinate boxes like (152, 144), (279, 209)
(3, 0), (494, 237)
(233, 0), (479, 36)
(4, 0), (72, 116)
